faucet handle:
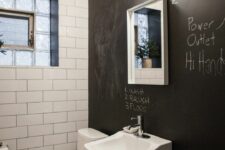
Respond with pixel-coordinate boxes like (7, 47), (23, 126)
(131, 117), (137, 121)
(131, 115), (142, 124)
(131, 115), (142, 119)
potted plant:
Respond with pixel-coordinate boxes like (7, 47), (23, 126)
(137, 40), (151, 68)
(136, 40), (149, 68)
(136, 39), (161, 68)
(136, 39), (160, 68)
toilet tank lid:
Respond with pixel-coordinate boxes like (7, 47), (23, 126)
(78, 128), (108, 139)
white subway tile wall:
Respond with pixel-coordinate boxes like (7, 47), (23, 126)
(0, 1), (88, 150)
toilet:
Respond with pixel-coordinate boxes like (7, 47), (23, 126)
(77, 128), (108, 150)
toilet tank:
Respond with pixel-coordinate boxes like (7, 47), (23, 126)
(77, 128), (108, 150)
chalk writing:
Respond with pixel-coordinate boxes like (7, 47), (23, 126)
(188, 17), (214, 32)
(125, 88), (144, 96)
(216, 18), (225, 30)
(186, 32), (215, 47)
(124, 87), (150, 113)
(187, 17), (216, 47)
(186, 49), (225, 76)
(185, 16), (225, 76)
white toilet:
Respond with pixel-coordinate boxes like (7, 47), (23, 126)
(77, 128), (108, 150)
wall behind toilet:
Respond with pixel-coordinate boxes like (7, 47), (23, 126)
(0, 0), (88, 150)
(89, 0), (225, 150)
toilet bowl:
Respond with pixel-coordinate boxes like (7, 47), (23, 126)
(77, 128), (108, 150)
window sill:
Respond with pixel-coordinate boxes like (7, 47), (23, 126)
(0, 47), (34, 51)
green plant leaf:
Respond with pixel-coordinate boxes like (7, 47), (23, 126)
(136, 38), (160, 58)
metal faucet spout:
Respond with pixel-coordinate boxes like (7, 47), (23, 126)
(131, 115), (143, 137)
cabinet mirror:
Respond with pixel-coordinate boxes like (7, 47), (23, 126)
(127, 0), (168, 85)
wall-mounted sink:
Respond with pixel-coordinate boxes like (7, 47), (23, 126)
(85, 131), (172, 150)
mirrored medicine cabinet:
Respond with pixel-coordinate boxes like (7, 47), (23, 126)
(127, 0), (168, 85)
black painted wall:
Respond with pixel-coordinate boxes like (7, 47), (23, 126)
(89, 0), (225, 149)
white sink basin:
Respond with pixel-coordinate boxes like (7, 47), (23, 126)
(85, 131), (172, 150)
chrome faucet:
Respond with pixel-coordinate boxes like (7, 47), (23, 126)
(131, 115), (143, 137)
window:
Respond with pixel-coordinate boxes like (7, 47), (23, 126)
(0, 0), (58, 67)
(0, 9), (34, 50)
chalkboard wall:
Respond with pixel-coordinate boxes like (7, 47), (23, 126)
(89, 0), (225, 149)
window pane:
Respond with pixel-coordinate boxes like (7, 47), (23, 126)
(16, 0), (34, 11)
(0, 16), (29, 46)
(0, 0), (14, 9)
(36, 34), (50, 51)
(36, 0), (50, 15)
(36, 16), (50, 32)
(16, 51), (32, 66)
(35, 52), (50, 66)
(0, 50), (13, 65)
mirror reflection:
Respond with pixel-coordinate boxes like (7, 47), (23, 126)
(127, 0), (168, 85)
(134, 8), (161, 69)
